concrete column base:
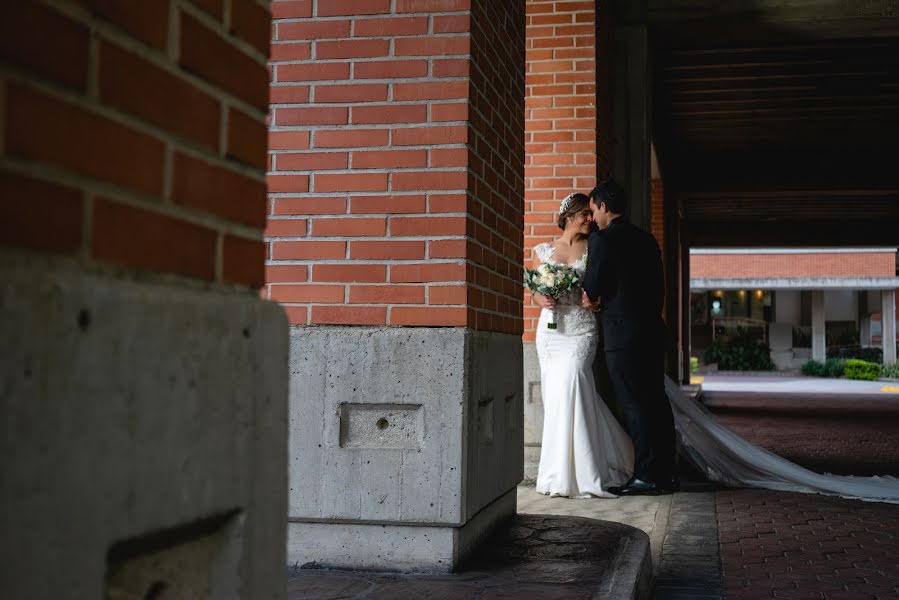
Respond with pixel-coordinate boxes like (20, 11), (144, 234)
(0, 253), (289, 599)
(287, 327), (523, 573)
(287, 487), (516, 572)
(523, 341), (542, 482)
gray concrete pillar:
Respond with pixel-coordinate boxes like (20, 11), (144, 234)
(286, 328), (522, 572)
(883, 289), (897, 364)
(812, 290), (826, 362)
(1, 257), (288, 599)
(523, 342), (543, 482)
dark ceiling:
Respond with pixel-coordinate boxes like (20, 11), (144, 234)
(648, 1), (899, 247)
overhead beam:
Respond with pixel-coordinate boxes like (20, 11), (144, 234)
(649, 0), (899, 43)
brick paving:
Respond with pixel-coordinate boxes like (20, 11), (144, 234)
(711, 401), (899, 477)
(716, 489), (899, 600)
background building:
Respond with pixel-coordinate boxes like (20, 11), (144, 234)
(691, 248), (899, 368)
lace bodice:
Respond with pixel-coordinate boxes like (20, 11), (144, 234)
(533, 242), (596, 337)
(533, 243), (587, 273)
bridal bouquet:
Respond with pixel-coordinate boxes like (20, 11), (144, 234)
(524, 263), (582, 329)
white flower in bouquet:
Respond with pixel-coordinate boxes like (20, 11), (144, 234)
(523, 262), (582, 330)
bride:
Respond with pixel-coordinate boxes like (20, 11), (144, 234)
(532, 193), (899, 503)
(531, 193), (634, 498)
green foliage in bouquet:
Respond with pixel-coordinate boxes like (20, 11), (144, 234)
(524, 262), (582, 297)
(843, 359), (882, 381)
(524, 263), (582, 329)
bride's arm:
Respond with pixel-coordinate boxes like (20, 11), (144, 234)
(530, 252), (557, 309)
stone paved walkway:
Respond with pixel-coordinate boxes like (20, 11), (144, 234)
(717, 489), (899, 600)
(287, 510), (650, 599)
(519, 485), (724, 599)
(285, 484), (899, 599)
(654, 492), (723, 600)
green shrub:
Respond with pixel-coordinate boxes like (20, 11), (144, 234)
(843, 359), (882, 381)
(702, 327), (774, 371)
(827, 345), (883, 364)
(881, 362), (899, 379)
(690, 356), (699, 375)
(823, 358), (845, 378)
(801, 360), (825, 377)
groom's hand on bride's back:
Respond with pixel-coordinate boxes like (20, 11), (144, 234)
(581, 291), (600, 311)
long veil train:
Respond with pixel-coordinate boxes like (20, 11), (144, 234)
(665, 376), (899, 503)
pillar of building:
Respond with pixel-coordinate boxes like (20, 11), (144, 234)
(680, 235), (692, 382)
(812, 290), (827, 362)
(882, 289), (897, 364)
(610, 4), (652, 229)
(657, 176), (690, 383)
(269, 0), (525, 572)
(1, 2), (286, 598)
(521, 0), (601, 480)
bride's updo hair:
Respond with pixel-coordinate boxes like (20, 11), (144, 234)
(557, 193), (590, 230)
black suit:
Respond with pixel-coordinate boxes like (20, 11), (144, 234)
(583, 217), (675, 483)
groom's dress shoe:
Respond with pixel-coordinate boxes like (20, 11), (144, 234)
(608, 478), (672, 496)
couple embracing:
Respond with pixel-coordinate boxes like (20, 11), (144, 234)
(531, 181), (899, 503)
(532, 180), (675, 498)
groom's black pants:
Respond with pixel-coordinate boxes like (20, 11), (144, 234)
(605, 347), (676, 483)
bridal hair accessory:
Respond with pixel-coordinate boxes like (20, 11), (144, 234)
(559, 193), (577, 215)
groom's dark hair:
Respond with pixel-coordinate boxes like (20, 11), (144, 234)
(590, 180), (627, 215)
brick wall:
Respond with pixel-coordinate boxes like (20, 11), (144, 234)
(266, 0), (524, 334)
(0, 1), (270, 288)
(651, 178), (665, 260)
(523, 0), (598, 341)
(466, 0), (526, 333)
(691, 251), (897, 279)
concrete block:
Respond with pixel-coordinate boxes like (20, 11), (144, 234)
(0, 253), (289, 600)
(523, 342), (543, 481)
(769, 322), (793, 351)
(287, 327), (522, 572)
(771, 350), (795, 371)
(288, 488), (516, 573)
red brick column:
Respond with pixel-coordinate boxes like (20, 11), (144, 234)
(651, 178), (665, 262)
(266, 0), (523, 335)
(523, 0), (598, 341)
(1, 0), (269, 288)
(276, 0), (527, 572)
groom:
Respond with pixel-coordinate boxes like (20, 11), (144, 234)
(582, 180), (677, 495)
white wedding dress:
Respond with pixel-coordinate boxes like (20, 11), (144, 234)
(533, 243), (634, 498)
